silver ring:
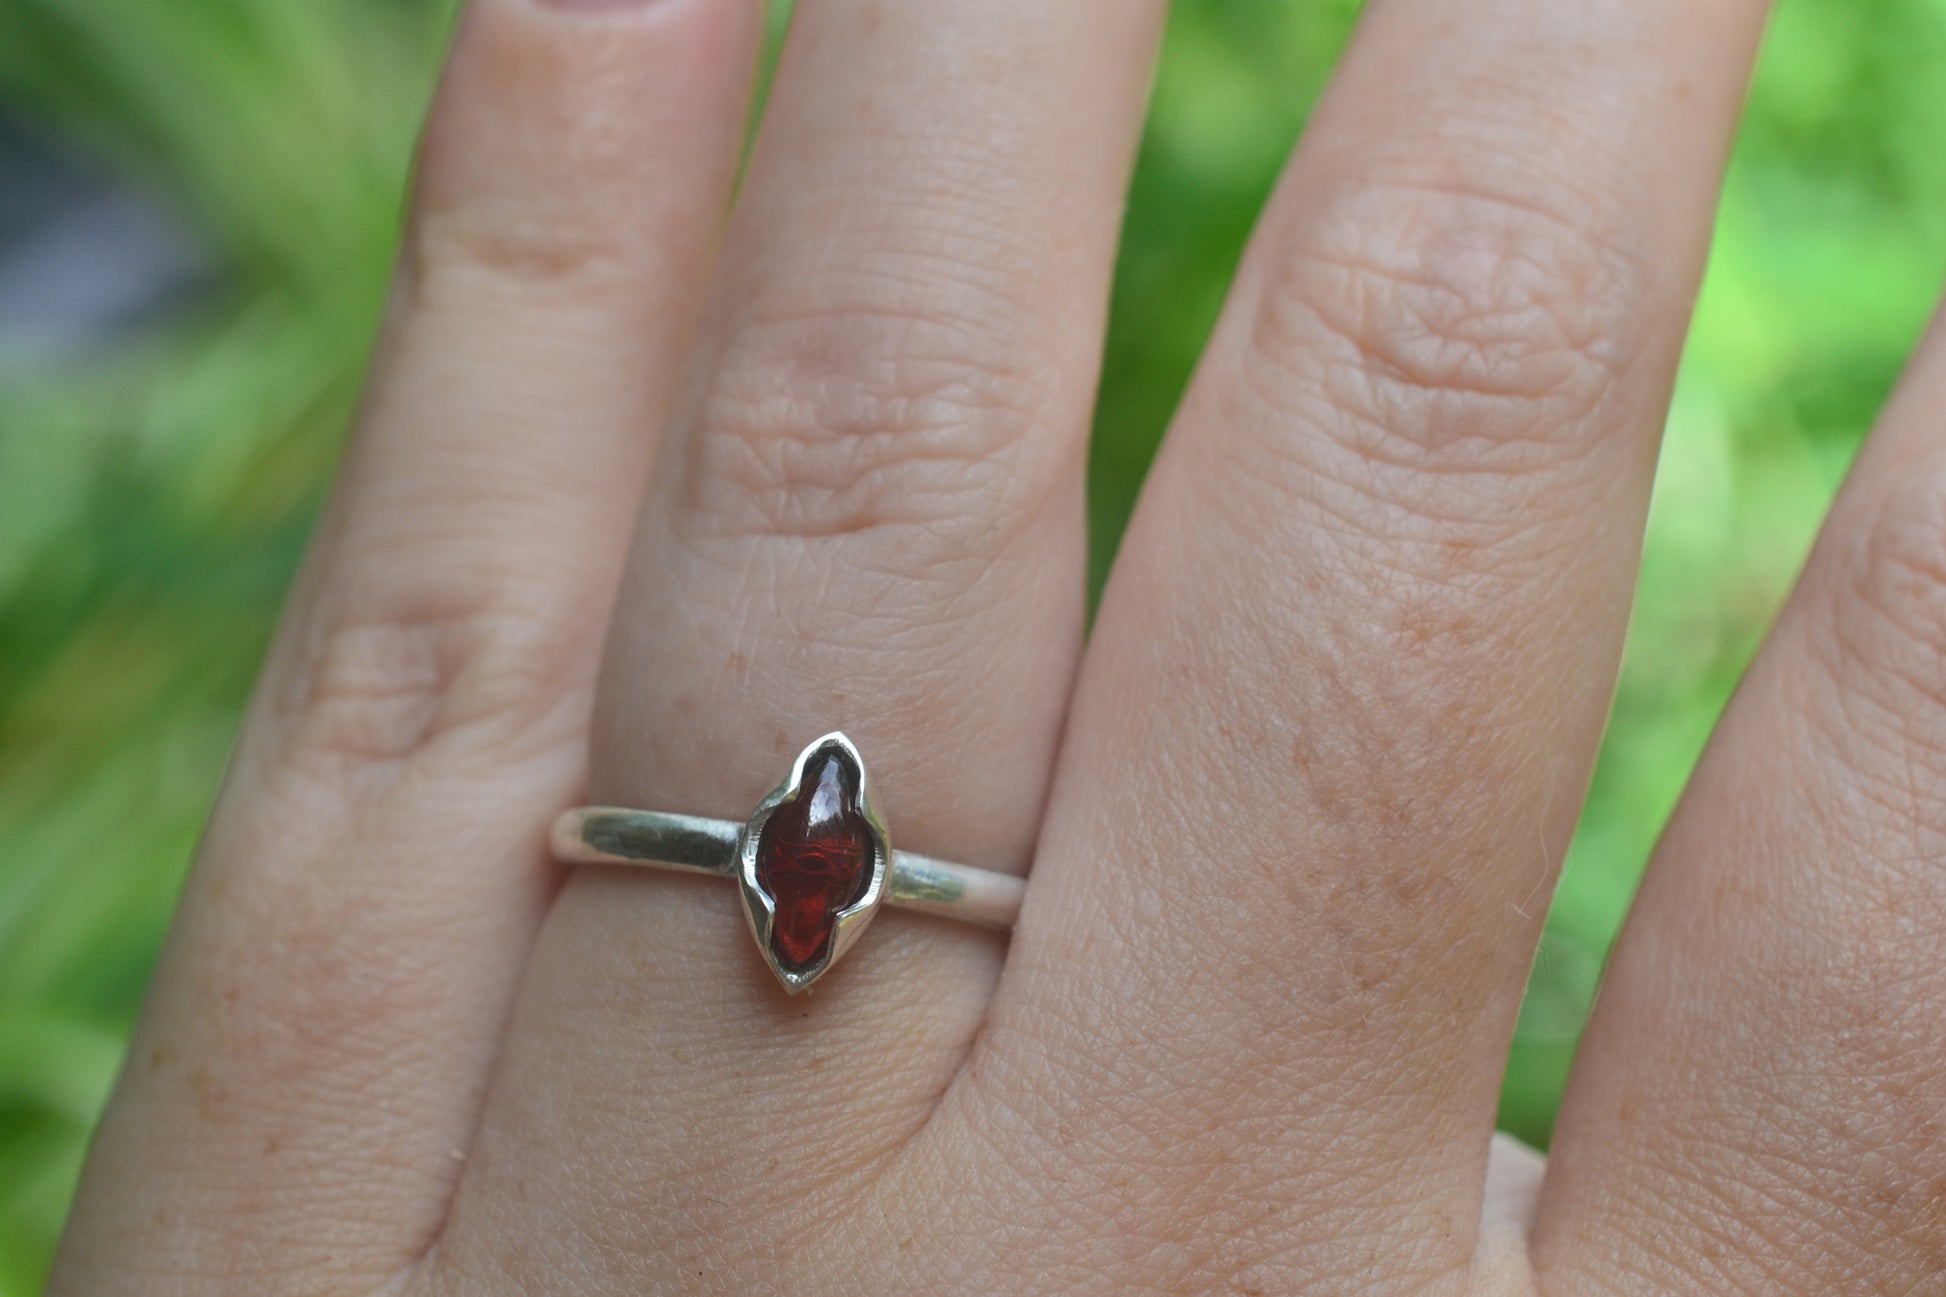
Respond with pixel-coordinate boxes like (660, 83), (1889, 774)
(550, 732), (1022, 993)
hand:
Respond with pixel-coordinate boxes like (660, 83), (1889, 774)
(47, 0), (1945, 1292)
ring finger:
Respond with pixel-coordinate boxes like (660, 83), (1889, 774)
(432, 0), (1166, 1288)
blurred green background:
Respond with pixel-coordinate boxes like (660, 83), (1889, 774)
(2, 0), (1944, 1288)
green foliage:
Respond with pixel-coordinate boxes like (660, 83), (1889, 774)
(3, 0), (1945, 1286)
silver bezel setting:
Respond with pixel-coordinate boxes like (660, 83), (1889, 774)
(735, 732), (891, 993)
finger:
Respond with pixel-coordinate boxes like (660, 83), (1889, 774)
(1535, 317), (1946, 1291)
(944, 0), (1770, 1287)
(434, 0), (1164, 1285)
(48, 2), (757, 1291)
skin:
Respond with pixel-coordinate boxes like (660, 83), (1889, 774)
(42, 0), (1946, 1291)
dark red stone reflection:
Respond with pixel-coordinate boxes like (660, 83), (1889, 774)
(754, 748), (875, 973)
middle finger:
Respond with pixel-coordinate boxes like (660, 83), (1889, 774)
(956, 0), (1772, 1288)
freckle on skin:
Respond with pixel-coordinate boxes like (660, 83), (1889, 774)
(189, 1066), (227, 1120)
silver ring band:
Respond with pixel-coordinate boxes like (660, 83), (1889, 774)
(550, 807), (1023, 930)
(549, 732), (1020, 993)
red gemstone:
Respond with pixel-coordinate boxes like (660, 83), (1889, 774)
(754, 748), (876, 974)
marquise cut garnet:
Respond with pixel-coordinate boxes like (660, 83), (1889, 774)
(754, 747), (876, 974)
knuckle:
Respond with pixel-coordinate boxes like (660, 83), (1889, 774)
(1240, 173), (1647, 476)
(264, 576), (584, 793)
(400, 207), (636, 306)
(401, 10), (661, 304)
(682, 295), (1074, 542)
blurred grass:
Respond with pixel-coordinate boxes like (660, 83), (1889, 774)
(2, 0), (1945, 1287)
